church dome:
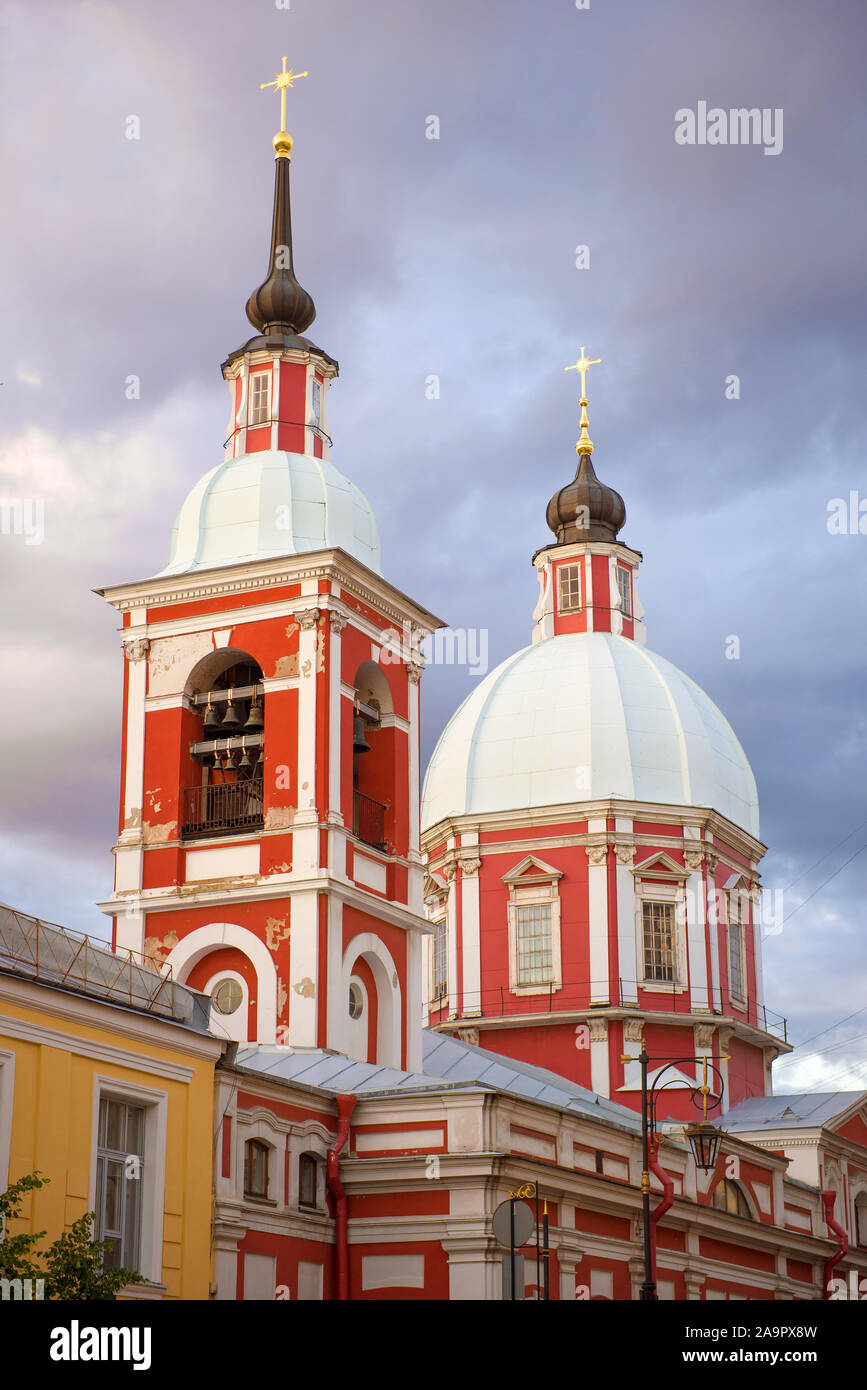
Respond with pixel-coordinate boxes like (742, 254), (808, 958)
(421, 632), (759, 837)
(157, 449), (381, 577)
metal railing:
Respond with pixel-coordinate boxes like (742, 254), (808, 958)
(426, 977), (788, 1041)
(181, 778), (264, 840)
(0, 903), (210, 1029)
(353, 789), (387, 851)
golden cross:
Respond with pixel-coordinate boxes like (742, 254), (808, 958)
(565, 346), (601, 399)
(260, 56), (308, 132)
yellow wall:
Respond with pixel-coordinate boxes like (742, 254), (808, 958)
(0, 989), (220, 1300)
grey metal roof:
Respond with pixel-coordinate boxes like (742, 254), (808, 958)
(234, 1030), (642, 1131)
(720, 1092), (867, 1132)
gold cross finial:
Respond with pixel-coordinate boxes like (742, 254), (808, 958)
(565, 346), (601, 400)
(565, 346), (601, 455)
(260, 57), (308, 156)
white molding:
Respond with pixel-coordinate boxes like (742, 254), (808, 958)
(163, 922), (278, 1044)
(341, 933), (402, 1068)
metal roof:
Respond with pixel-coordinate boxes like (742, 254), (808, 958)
(234, 1029), (642, 1131)
(720, 1092), (867, 1132)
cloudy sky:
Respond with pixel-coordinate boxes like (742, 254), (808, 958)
(1, 0), (865, 1094)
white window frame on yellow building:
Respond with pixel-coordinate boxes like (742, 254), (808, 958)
(89, 1075), (168, 1285)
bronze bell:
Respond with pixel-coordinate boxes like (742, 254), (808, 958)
(239, 740), (253, 769)
(245, 689), (264, 730)
(221, 688), (242, 730)
(204, 696), (220, 731)
(353, 715), (371, 755)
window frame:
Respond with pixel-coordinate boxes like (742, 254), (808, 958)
(726, 884), (749, 1007)
(615, 565), (632, 617)
(311, 378), (322, 428)
(431, 914), (448, 1002)
(557, 562), (582, 614)
(298, 1153), (320, 1211)
(631, 873), (688, 993)
(244, 1138), (272, 1200)
(503, 857), (563, 997)
(95, 1096), (146, 1274)
(248, 371), (271, 428)
(89, 1076), (167, 1286)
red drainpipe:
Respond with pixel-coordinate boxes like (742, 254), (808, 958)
(648, 1143), (675, 1282)
(326, 1093), (357, 1301)
(821, 1190), (848, 1298)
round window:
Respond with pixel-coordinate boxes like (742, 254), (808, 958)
(348, 981), (364, 1020)
(212, 978), (243, 1015)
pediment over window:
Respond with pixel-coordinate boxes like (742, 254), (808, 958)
(722, 871), (753, 893)
(502, 855), (563, 887)
(631, 852), (689, 882)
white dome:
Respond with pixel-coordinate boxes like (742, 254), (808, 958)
(421, 632), (759, 838)
(157, 450), (381, 577)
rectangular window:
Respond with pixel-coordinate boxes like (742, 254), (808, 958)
(432, 918), (447, 1000)
(95, 1097), (145, 1272)
(557, 563), (582, 612)
(311, 378), (322, 428)
(728, 916), (745, 1000)
(616, 566), (632, 617)
(249, 372), (271, 427)
(516, 903), (553, 986)
(642, 901), (676, 983)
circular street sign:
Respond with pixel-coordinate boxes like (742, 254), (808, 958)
(492, 1198), (535, 1249)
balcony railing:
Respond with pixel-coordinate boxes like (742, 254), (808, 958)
(181, 778), (264, 840)
(426, 978), (788, 1041)
(353, 789), (386, 851)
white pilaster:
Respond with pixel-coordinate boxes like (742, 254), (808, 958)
(590, 1019), (610, 1097)
(587, 819), (609, 1004)
(288, 889), (319, 1048)
(460, 843), (481, 1018)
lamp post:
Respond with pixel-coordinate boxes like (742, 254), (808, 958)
(622, 1047), (728, 1301)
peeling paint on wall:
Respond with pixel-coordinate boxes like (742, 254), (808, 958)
(142, 820), (178, 844)
(277, 976), (288, 1017)
(265, 916), (291, 951)
(265, 807), (295, 829)
(124, 808), (142, 830)
(293, 977), (315, 998)
(273, 653), (299, 678)
(143, 930), (179, 967)
(316, 626), (325, 673)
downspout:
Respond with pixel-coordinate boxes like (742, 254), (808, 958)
(648, 1142), (675, 1282)
(326, 1093), (357, 1301)
(821, 1190), (848, 1298)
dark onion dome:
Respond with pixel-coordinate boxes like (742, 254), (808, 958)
(546, 450), (626, 544)
(245, 137), (316, 336)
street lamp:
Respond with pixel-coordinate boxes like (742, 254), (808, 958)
(621, 1047), (728, 1300)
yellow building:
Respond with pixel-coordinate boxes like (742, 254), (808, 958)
(0, 903), (224, 1300)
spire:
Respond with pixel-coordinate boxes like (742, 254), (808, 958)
(244, 58), (316, 337)
(545, 348), (626, 544)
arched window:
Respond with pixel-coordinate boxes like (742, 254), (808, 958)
(244, 1139), (271, 1199)
(710, 1180), (753, 1219)
(299, 1153), (321, 1210)
(351, 661), (395, 852)
(182, 651), (266, 839)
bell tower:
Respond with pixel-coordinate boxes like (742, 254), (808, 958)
(97, 62), (443, 1069)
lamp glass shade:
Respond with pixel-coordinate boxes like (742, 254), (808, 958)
(685, 1123), (723, 1172)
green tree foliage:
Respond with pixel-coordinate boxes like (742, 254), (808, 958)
(0, 1172), (146, 1300)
